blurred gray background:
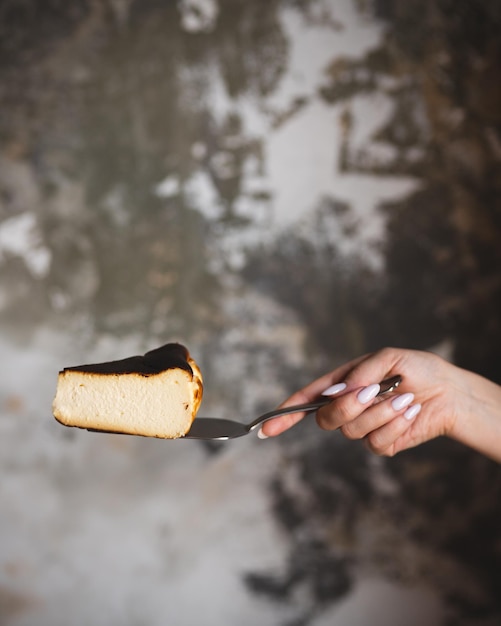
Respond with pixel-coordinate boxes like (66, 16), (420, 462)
(1, 1), (500, 625)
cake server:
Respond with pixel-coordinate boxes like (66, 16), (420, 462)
(184, 375), (402, 440)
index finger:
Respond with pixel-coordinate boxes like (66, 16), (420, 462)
(260, 354), (371, 437)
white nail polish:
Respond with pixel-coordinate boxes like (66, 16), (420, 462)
(321, 382), (347, 396)
(391, 393), (414, 411)
(257, 428), (269, 439)
(404, 403), (422, 420)
(357, 383), (380, 404)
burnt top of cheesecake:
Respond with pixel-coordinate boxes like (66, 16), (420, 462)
(62, 343), (194, 376)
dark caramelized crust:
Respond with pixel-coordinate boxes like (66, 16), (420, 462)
(63, 343), (194, 377)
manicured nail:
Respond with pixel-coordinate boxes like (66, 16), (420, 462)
(357, 383), (380, 404)
(404, 403), (422, 420)
(391, 393), (414, 411)
(321, 382), (347, 396)
(257, 428), (269, 439)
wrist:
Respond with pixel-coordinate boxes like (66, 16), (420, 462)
(449, 366), (501, 462)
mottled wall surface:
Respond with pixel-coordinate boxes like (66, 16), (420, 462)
(0, 1), (500, 625)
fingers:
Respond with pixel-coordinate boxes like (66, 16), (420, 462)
(340, 347), (406, 391)
(364, 403), (422, 456)
(260, 354), (371, 437)
(330, 391), (416, 437)
(316, 385), (422, 455)
(259, 347), (416, 440)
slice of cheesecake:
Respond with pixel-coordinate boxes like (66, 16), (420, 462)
(53, 343), (203, 439)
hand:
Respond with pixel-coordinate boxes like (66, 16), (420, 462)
(260, 347), (501, 461)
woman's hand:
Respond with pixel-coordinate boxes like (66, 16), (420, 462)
(259, 348), (501, 461)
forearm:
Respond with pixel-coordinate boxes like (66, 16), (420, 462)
(450, 366), (501, 463)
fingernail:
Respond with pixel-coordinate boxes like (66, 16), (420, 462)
(257, 428), (269, 439)
(404, 403), (422, 420)
(357, 383), (380, 404)
(321, 382), (347, 396)
(391, 392), (414, 411)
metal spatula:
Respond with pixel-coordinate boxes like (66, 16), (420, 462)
(183, 375), (402, 440)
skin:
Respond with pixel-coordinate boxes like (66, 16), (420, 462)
(260, 348), (501, 463)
